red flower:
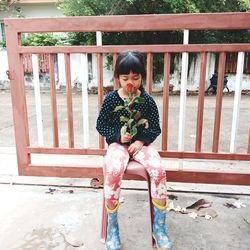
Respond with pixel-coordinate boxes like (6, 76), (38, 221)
(126, 82), (133, 92)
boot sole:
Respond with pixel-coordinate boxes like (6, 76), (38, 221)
(152, 234), (171, 250)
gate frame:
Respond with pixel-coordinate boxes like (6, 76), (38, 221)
(4, 12), (250, 185)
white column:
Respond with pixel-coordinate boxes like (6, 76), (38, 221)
(96, 31), (102, 46)
(178, 29), (189, 151)
(57, 53), (66, 87)
(80, 54), (89, 148)
(32, 54), (44, 146)
(230, 52), (245, 153)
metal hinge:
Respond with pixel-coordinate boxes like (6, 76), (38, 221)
(6, 70), (14, 80)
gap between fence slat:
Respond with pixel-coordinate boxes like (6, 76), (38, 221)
(230, 52), (245, 153)
(32, 54), (44, 147)
(79, 54), (89, 148)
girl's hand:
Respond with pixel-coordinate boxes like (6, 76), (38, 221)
(121, 132), (132, 144)
(128, 140), (144, 156)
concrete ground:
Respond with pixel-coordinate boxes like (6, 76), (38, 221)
(0, 90), (250, 249)
(0, 178), (250, 250)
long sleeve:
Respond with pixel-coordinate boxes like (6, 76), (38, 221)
(135, 96), (161, 145)
(96, 93), (121, 144)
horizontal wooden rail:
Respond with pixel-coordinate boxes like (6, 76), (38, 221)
(22, 165), (250, 185)
(18, 44), (250, 54)
(27, 147), (250, 161)
(5, 12), (250, 33)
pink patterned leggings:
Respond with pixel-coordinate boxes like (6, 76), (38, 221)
(104, 142), (167, 208)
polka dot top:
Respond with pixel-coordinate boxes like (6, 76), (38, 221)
(96, 89), (161, 145)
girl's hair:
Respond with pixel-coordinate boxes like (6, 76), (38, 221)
(114, 51), (146, 79)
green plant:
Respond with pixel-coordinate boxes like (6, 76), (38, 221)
(22, 33), (69, 46)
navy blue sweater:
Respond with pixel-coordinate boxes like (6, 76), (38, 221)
(96, 89), (161, 145)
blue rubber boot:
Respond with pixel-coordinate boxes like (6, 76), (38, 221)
(152, 200), (173, 250)
(106, 204), (121, 250)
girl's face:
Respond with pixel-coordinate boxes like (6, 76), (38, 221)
(118, 71), (142, 94)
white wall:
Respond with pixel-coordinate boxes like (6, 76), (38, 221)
(0, 3), (63, 19)
(1, 50), (250, 91)
(0, 50), (8, 81)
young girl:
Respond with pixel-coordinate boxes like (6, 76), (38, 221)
(96, 51), (172, 250)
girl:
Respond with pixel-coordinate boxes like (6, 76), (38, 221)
(96, 51), (172, 250)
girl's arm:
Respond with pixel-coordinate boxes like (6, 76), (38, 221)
(135, 96), (161, 145)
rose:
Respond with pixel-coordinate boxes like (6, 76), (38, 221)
(126, 82), (134, 99)
(127, 82), (133, 92)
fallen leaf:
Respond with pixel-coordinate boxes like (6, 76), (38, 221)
(45, 188), (56, 194)
(224, 201), (246, 209)
(90, 178), (103, 188)
(197, 208), (218, 218)
(205, 214), (212, 220)
(188, 212), (198, 219)
(119, 197), (125, 203)
(232, 201), (246, 208)
(186, 199), (212, 210)
(168, 194), (178, 200)
(224, 203), (236, 208)
(174, 205), (182, 212)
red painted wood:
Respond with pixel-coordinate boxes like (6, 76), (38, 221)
(162, 53), (171, 150)
(195, 52), (207, 152)
(5, 28), (31, 175)
(5, 13), (250, 184)
(212, 52), (226, 153)
(19, 44), (250, 54)
(24, 165), (250, 185)
(113, 53), (119, 90)
(97, 53), (105, 149)
(5, 12), (250, 33)
(49, 54), (59, 147)
(146, 53), (153, 95)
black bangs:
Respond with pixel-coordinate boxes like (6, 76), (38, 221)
(114, 51), (146, 79)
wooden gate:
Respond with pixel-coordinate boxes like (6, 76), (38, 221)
(4, 13), (250, 185)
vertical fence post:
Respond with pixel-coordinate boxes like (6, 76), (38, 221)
(5, 23), (31, 174)
(178, 29), (189, 152)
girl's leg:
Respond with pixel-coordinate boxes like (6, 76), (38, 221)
(133, 145), (172, 250)
(104, 143), (129, 250)
(104, 142), (130, 209)
(133, 145), (168, 201)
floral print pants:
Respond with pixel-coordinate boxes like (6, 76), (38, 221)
(104, 142), (167, 208)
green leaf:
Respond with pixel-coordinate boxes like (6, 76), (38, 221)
(131, 126), (137, 137)
(120, 125), (127, 136)
(124, 98), (130, 106)
(134, 96), (145, 104)
(113, 105), (124, 112)
(138, 119), (148, 126)
(134, 111), (141, 121)
(127, 119), (134, 127)
(120, 116), (129, 122)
